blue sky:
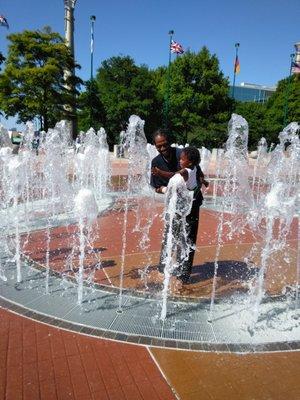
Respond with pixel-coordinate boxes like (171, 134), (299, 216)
(0, 0), (299, 129)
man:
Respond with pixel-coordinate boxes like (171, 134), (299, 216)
(150, 129), (181, 190)
(150, 129), (207, 284)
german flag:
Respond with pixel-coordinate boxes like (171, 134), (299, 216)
(234, 56), (240, 74)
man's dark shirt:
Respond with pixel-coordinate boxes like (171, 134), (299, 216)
(150, 147), (181, 188)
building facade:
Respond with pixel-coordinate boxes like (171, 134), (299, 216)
(229, 82), (276, 103)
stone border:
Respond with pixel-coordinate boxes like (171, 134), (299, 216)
(0, 296), (299, 353)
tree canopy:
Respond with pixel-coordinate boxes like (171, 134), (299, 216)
(94, 55), (160, 146)
(234, 101), (267, 150)
(0, 27), (82, 131)
(263, 75), (300, 144)
(163, 47), (233, 146)
(77, 79), (106, 133)
(77, 50), (233, 147)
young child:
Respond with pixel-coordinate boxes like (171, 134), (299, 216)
(151, 146), (208, 287)
(152, 146), (209, 193)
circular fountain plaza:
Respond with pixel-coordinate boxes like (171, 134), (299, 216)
(0, 115), (299, 352)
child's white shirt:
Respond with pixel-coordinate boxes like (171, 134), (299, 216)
(185, 167), (197, 190)
(160, 167), (197, 193)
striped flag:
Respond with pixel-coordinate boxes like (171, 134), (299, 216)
(234, 56), (240, 74)
(170, 40), (184, 54)
(0, 15), (9, 29)
(90, 28), (94, 53)
(90, 16), (96, 54)
(292, 61), (300, 74)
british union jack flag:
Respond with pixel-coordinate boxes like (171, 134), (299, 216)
(170, 40), (184, 54)
(0, 15), (9, 29)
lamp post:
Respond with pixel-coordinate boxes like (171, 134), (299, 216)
(163, 30), (174, 129)
(64, 0), (77, 139)
(283, 52), (295, 127)
(89, 15), (96, 128)
(231, 42), (240, 99)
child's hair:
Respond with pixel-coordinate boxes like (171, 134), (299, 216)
(181, 146), (200, 167)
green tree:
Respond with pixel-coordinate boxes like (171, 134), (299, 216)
(264, 75), (300, 144)
(234, 101), (267, 150)
(0, 27), (82, 131)
(77, 79), (106, 132)
(96, 56), (160, 147)
(160, 47), (233, 147)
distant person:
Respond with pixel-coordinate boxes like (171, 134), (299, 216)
(32, 131), (40, 155)
(150, 129), (208, 284)
(75, 136), (81, 153)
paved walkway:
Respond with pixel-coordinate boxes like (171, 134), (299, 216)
(0, 307), (176, 400)
(151, 347), (300, 400)
(1, 306), (300, 400)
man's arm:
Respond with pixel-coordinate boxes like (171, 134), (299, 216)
(152, 166), (189, 182)
(151, 166), (175, 180)
(150, 165), (167, 193)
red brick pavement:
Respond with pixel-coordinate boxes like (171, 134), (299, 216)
(0, 307), (176, 400)
(22, 202), (298, 299)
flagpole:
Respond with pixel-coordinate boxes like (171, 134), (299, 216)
(231, 42), (240, 99)
(163, 30), (174, 129)
(283, 52), (295, 127)
(90, 15), (96, 81)
(90, 15), (96, 128)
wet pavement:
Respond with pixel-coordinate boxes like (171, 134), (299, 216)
(0, 157), (299, 399)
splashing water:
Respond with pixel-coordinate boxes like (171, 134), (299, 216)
(209, 114), (253, 318)
(252, 137), (268, 198)
(212, 148), (224, 205)
(74, 188), (98, 304)
(7, 156), (26, 282)
(118, 115), (154, 311)
(248, 123), (300, 324)
(0, 114), (298, 335)
(209, 116), (299, 328)
(160, 174), (193, 320)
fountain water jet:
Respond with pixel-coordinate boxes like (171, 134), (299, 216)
(160, 173), (193, 320)
(0, 114), (298, 345)
(117, 115), (152, 311)
(7, 156), (26, 282)
(209, 114), (252, 319)
(74, 188), (98, 304)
